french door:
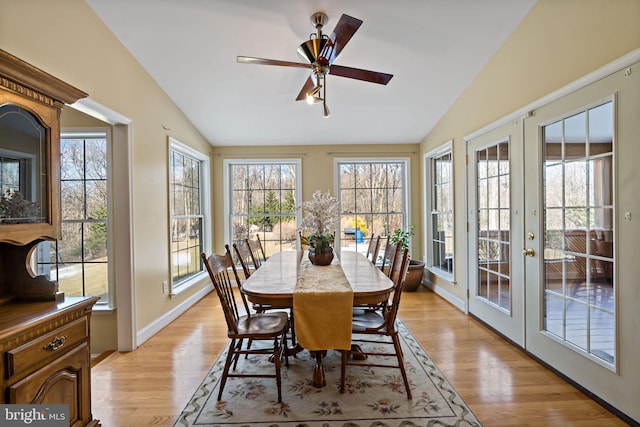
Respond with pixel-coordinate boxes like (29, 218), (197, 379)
(467, 121), (525, 346)
(467, 60), (639, 417)
(521, 63), (640, 392)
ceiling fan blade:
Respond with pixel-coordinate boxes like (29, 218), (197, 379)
(329, 65), (393, 85)
(295, 76), (315, 101)
(237, 56), (309, 69)
(323, 14), (363, 64)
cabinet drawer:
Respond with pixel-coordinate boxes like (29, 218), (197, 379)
(6, 317), (88, 379)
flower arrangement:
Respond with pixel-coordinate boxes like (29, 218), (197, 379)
(298, 190), (338, 251)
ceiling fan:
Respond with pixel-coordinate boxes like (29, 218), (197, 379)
(237, 12), (393, 118)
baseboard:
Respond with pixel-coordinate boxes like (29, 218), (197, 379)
(136, 283), (213, 346)
(422, 281), (466, 312)
(91, 350), (115, 367)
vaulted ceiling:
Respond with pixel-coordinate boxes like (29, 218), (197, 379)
(86, 0), (536, 146)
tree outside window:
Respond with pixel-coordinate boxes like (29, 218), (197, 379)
(169, 143), (205, 287)
(336, 159), (408, 257)
(226, 160), (300, 257)
(425, 142), (454, 279)
(37, 132), (111, 304)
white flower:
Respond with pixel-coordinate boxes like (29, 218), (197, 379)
(298, 190), (338, 248)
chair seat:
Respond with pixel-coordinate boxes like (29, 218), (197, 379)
(235, 312), (289, 337)
(351, 311), (389, 333)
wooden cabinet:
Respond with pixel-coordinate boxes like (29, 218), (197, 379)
(0, 298), (99, 427)
(0, 49), (99, 426)
(0, 48), (87, 302)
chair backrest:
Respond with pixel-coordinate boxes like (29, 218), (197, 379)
(365, 235), (382, 265)
(246, 235), (266, 269)
(384, 248), (410, 331)
(201, 245), (249, 335)
(380, 240), (399, 276)
(232, 241), (254, 278)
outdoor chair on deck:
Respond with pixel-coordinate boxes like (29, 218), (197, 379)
(201, 246), (289, 402)
(340, 247), (412, 399)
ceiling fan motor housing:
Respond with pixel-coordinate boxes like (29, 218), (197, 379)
(297, 38), (329, 64)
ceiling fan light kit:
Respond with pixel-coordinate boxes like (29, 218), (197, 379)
(237, 11), (393, 118)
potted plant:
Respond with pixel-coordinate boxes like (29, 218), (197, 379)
(298, 190), (338, 265)
(389, 225), (425, 291)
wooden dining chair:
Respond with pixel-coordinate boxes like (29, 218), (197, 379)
(247, 235), (267, 269)
(201, 246), (290, 402)
(234, 241), (297, 346)
(340, 247), (412, 399)
(379, 240), (400, 277)
(365, 234), (382, 265)
(232, 241), (255, 279)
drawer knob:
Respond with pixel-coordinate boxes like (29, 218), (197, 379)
(43, 335), (67, 351)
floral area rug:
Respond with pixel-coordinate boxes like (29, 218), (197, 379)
(174, 319), (481, 427)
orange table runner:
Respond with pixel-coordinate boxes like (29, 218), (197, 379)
(293, 254), (354, 351)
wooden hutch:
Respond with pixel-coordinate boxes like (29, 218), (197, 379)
(0, 49), (100, 427)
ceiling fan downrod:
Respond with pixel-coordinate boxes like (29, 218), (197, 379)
(297, 12), (331, 65)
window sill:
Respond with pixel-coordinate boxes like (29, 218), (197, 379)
(170, 271), (208, 297)
(92, 304), (116, 314)
(426, 266), (456, 285)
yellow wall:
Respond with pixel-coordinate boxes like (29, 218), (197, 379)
(420, 0), (640, 301)
(1, 0), (212, 354)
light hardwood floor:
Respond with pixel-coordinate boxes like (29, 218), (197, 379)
(91, 286), (628, 426)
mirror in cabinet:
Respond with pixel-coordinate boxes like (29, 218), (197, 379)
(0, 104), (47, 225)
(0, 49), (87, 301)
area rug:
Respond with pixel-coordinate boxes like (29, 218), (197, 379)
(174, 319), (481, 427)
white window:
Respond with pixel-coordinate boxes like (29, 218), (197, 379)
(335, 159), (410, 256)
(424, 141), (454, 280)
(224, 159), (301, 256)
(37, 131), (113, 306)
(169, 138), (210, 293)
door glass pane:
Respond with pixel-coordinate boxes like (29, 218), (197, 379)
(564, 111), (586, 159)
(542, 100), (615, 365)
(476, 140), (511, 311)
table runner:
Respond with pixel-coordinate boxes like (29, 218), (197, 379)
(293, 254), (353, 351)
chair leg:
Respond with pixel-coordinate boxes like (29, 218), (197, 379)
(218, 339), (236, 401)
(233, 339), (243, 369)
(273, 336), (282, 403)
(392, 333), (411, 399)
(340, 350), (348, 393)
(289, 310), (297, 346)
(282, 327), (290, 368)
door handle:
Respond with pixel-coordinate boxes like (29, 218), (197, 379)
(522, 248), (535, 257)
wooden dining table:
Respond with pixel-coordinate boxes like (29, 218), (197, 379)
(241, 249), (394, 387)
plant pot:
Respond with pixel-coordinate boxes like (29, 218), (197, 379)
(403, 259), (425, 292)
(308, 246), (334, 266)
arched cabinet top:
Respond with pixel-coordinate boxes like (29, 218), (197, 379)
(0, 49), (87, 301)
